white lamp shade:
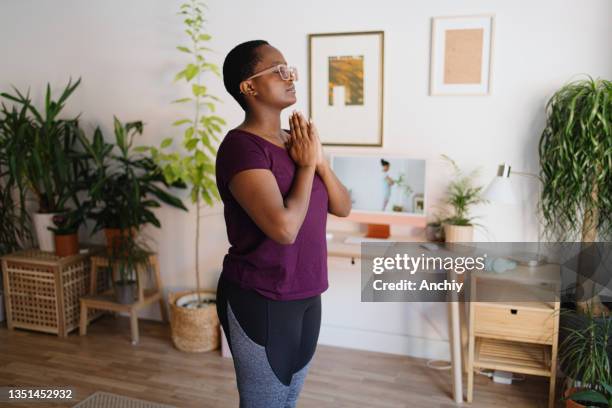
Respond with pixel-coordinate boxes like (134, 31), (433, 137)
(483, 176), (518, 205)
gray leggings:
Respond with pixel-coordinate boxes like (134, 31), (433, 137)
(226, 300), (312, 408)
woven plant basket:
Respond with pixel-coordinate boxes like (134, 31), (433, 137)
(168, 290), (220, 352)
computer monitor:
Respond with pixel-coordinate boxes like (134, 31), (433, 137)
(329, 154), (427, 227)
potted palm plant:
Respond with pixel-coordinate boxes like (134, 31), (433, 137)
(539, 76), (611, 317)
(0, 78), (88, 251)
(440, 155), (488, 242)
(139, 0), (225, 352)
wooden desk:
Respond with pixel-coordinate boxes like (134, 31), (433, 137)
(326, 230), (464, 404)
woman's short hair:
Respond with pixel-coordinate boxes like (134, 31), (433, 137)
(223, 40), (269, 111)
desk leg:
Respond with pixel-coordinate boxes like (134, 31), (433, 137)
(449, 300), (463, 404)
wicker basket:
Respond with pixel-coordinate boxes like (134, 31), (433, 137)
(168, 290), (219, 352)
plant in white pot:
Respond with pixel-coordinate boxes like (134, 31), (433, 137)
(139, 0), (226, 352)
(440, 155), (488, 243)
(0, 78), (88, 251)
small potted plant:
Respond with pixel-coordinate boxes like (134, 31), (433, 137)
(426, 214), (445, 242)
(47, 207), (85, 257)
(559, 308), (612, 408)
(390, 172), (413, 213)
(108, 231), (152, 305)
(440, 155), (488, 242)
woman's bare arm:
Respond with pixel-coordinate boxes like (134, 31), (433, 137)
(316, 160), (351, 217)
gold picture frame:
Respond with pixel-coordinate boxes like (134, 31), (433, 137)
(308, 31), (384, 147)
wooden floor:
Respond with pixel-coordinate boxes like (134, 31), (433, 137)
(0, 316), (558, 408)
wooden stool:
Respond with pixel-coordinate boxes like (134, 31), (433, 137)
(79, 252), (168, 345)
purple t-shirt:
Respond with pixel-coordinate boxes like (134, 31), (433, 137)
(215, 128), (329, 301)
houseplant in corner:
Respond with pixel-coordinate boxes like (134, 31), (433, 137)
(559, 308), (612, 408)
(138, 0), (226, 352)
(0, 78), (88, 251)
(539, 75), (611, 317)
(440, 155), (488, 242)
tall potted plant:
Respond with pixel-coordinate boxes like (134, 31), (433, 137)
(0, 100), (34, 254)
(539, 76), (611, 316)
(440, 155), (488, 242)
(0, 78), (88, 251)
(139, 0), (225, 352)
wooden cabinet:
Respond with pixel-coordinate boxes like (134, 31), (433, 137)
(467, 266), (561, 408)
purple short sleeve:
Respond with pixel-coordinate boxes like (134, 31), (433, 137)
(217, 133), (271, 192)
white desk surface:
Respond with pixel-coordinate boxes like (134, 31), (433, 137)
(326, 229), (429, 259)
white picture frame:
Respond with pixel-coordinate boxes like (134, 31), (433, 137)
(308, 31), (384, 146)
(429, 14), (495, 96)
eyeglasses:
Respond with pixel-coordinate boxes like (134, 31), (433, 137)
(245, 64), (299, 82)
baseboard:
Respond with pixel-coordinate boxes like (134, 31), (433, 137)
(318, 324), (450, 361)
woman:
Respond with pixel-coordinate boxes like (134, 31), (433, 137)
(215, 40), (352, 408)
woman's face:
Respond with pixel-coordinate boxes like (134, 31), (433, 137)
(243, 45), (297, 110)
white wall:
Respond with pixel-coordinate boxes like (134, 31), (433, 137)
(1, 0), (610, 359)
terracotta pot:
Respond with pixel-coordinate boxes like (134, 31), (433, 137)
(564, 387), (588, 408)
(54, 233), (79, 257)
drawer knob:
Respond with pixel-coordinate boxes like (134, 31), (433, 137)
(510, 309), (518, 315)
(351, 257), (355, 265)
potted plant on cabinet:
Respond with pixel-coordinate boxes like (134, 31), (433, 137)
(0, 78), (89, 251)
(47, 207), (86, 257)
(139, 0), (226, 352)
(440, 154), (488, 242)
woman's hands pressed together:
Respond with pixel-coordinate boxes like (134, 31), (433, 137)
(287, 111), (320, 170)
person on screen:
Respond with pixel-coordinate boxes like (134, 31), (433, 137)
(381, 159), (395, 211)
(215, 40), (352, 407)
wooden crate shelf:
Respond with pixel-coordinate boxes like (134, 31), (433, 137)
(474, 337), (551, 377)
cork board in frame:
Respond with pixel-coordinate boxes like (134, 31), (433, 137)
(429, 15), (495, 96)
(308, 31), (384, 147)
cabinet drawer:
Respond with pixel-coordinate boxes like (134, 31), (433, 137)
(472, 303), (555, 344)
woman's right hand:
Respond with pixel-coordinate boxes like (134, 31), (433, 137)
(288, 111), (317, 169)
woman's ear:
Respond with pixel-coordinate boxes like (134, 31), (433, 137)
(240, 81), (257, 96)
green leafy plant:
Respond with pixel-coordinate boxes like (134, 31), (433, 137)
(0, 100), (34, 254)
(138, 0), (225, 303)
(0, 78), (89, 213)
(559, 308), (612, 401)
(108, 232), (153, 287)
(80, 117), (187, 234)
(539, 76), (611, 243)
(441, 154), (488, 226)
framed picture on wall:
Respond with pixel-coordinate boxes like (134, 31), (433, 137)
(429, 15), (495, 96)
(308, 31), (384, 146)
